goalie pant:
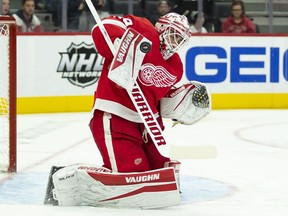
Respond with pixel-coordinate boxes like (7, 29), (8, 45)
(51, 164), (180, 209)
(89, 110), (170, 172)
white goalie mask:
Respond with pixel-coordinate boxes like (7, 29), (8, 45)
(160, 81), (212, 125)
(155, 12), (191, 60)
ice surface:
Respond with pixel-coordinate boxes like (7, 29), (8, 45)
(1, 110), (288, 216)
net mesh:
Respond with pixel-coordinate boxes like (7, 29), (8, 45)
(0, 23), (10, 171)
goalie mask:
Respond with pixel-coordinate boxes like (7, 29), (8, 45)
(155, 12), (191, 60)
(160, 81), (212, 125)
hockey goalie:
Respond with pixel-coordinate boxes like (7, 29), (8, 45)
(44, 11), (211, 209)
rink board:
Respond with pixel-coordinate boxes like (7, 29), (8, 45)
(15, 33), (288, 113)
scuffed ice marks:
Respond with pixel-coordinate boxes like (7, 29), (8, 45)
(0, 172), (48, 204)
(0, 173), (231, 205)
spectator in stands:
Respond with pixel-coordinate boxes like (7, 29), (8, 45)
(190, 12), (208, 33)
(66, 0), (83, 31)
(44, 0), (52, 11)
(1, 0), (11, 16)
(12, 0), (42, 32)
(48, 0), (62, 30)
(221, 0), (256, 33)
(79, 0), (110, 32)
(49, 0), (82, 31)
(47, 0), (88, 31)
(149, 0), (171, 25)
(35, 0), (45, 10)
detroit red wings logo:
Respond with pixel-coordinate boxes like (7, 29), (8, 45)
(138, 63), (177, 87)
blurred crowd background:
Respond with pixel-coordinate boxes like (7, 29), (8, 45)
(1, 0), (288, 33)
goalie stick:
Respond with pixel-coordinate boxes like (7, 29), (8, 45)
(86, 0), (166, 146)
(85, 0), (217, 159)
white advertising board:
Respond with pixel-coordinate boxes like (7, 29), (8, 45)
(17, 35), (103, 97)
(178, 35), (288, 93)
(16, 34), (288, 112)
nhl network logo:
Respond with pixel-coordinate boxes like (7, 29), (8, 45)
(57, 42), (103, 88)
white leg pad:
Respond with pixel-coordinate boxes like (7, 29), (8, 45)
(52, 164), (82, 206)
(52, 164), (180, 208)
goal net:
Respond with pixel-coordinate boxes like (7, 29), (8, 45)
(0, 16), (17, 173)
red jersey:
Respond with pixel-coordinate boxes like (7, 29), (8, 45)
(91, 15), (184, 123)
(13, 11), (42, 32)
(222, 15), (256, 33)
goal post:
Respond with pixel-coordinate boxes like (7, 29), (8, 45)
(0, 16), (17, 173)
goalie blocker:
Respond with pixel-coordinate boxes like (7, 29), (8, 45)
(108, 27), (152, 92)
(44, 164), (180, 209)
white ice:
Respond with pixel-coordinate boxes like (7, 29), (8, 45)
(1, 109), (288, 216)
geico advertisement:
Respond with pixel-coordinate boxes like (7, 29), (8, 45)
(179, 36), (288, 93)
(17, 35), (288, 97)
